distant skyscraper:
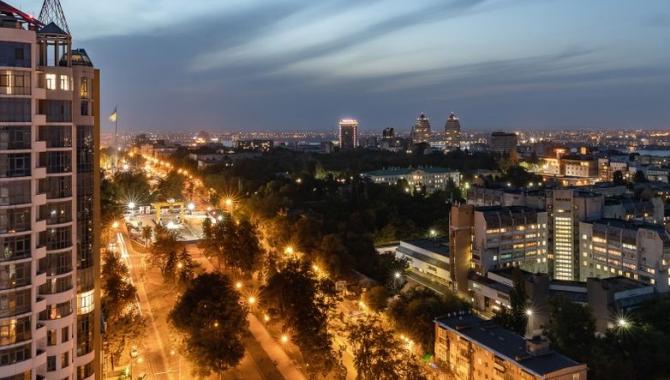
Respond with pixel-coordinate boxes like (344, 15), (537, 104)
(489, 131), (518, 154)
(411, 113), (432, 143)
(444, 112), (461, 151)
(338, 119), (359, 150)
(382, 127), (395, 139)
(0, 1), (100, 378)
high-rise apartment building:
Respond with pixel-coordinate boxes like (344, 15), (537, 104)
(0, 2), (100, 379)
(444, 112), (461, 151)
(410, 113), (431, 143)
(548, 189), (603, 281)
(338, 119), (358, 150)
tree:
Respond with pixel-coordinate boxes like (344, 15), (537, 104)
(387, 287), (468, 354)
(633, 170), (647, 184)
(346, 316), (427, 380)
(229, 219), (264, 275)
(543, 296), (595, 363)
(101, 251), (145, 367)
(150, 225), (183, 283)
(492, 268), (528, 335)
(362, 285), (389, 313)
(154, 171), (185, 201)
(260, 259), (339, 377)
(169, 273), (248, 377)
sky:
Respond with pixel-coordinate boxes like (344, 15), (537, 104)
(22, 0), (670, 133)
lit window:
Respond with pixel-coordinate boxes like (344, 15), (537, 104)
(46, 73), (56, 90)
(59, 75), (70, 91)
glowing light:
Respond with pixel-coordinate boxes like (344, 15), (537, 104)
(247, 296), (256, 305)
(394, 272), (401, 279)
(224, 198), (233, 208)
(284, 246), (294, 255)
(280, 334), (289, 343)
(264, 314), (270, 322)
(617, 318), (629, 328)
(111, 221), (120, 229)
(187, 202), (195, 211)
(128, 201), (136, 209)
(525, 309), (533, 316)
(235, 281), (243, 289)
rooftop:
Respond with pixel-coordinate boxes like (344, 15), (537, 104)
(401, 237), (450, 256)
(363, 166), (457, 177)
(436, 313), (584, 376)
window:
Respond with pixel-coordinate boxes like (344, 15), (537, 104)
(0, 42), (30, 67)
(14, 48), (23, 61)
(0, 98), (31, 122)
(61, 351), (69, 368)
(47, 355), (56, 371)
(46, 73), (57, 90)
(80, 78), (89, 98)
(0, 153), (31, 178)
(0, 74), (8, 87)
(47, 329), (57, 346)
(39, 126), (72, 148)
(39, 100), (72, 122)
(0, 126), (31, 149)
(59, 75), (70, 91)
(61, 326), (69, 343)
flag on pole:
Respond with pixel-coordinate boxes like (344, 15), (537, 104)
(109, 107), (118, 122)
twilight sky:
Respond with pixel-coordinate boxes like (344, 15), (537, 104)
(25, 0), (670, 133)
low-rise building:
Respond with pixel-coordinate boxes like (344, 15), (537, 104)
(489, 131), (518, 155)
(362, 167), (460, 194)
(434, 313), (588, 380)
(395, 238), (451, 286)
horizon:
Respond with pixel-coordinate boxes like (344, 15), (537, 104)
(20, 0), (670, 132)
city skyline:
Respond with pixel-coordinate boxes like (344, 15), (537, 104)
(18, 0), (670, 133)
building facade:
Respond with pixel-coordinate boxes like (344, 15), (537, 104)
(444, 112), (460, 151)
(0, 3), (100, 379)
(435, 313), (587, 380)
(362, 167), (460, 194)
(338, 119), (358, 150)
(472, 207), (549, 275)
(579, 219), (670, 292)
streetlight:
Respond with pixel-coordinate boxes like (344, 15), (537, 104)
(224, 198), (233, 208)
(525, 309), (533, 316)
(284, 246), (294, 255)
(264, 314), (270, 322)
(617, 318), (629, 329)
(280, 334), (289, 344)
(394, 271), (401, 279)
(187, 202), (195, 211)
(235, 281), (243, 290)
(429, 229), (437, 238)
(247, 296), (256, 305)
(112, 221), (120, 229)
(128, 201), (136, 210)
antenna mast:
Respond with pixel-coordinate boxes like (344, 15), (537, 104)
(38, 0), (70, 34)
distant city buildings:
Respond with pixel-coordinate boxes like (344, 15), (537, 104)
(338, 119), (359, 150)
(444, 112), (461, 151)
(489, 131), (518, 155)
(410, 113), (432, 143)
(362, 167), (460, 194)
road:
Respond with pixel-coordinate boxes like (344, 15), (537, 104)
(117, 231), (276, 380)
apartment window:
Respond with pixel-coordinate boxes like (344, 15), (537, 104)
(39, 125), (72, 148)
(39, 100), (72, 122)
(47, 355), (56, 371)
(61, 351), (69, 368)
(0, 344), (30, 365)
(47, 329), (57, 346)
(0, 99), (30, 122)
(80, 77), (89, 98)
(0, 207), (30, 234)
(0, 262), (31, 290)
(80, 101), (89, 116)
(0, 317), (30, 346)
(42, 250), (73, 275)
(40, 151), (72, 174)
(59, 75), (70, 91)
(0, 235), (31, 263)
(46, 73), (57, 90)
(0, 42), (30, 67)
(0, 126), (31, 150)
(62, 326), (69, 343)
(0, 153), (31, 178)
(40, 176), (73, 200)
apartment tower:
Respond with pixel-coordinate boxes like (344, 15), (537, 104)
(410, 113), (431, 144)
(338, 119), (358, 150)
(0, 1), (100, 379)
(444, 112), (461, 151)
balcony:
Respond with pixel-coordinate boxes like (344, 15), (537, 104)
(34, 193), (47, 206)
(32, 219), (47, 233)
(33, 140), (47, 152)
(34, 296), (47, 312)
(33, 246), (47, 260)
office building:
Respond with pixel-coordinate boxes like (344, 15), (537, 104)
(338, 119), (358, 150)
(381, 127), (394, 139)
(410, 113), (431, 143)
(449, 205), (474, 294)
(361, 167), (460, 194)
(579, 219), (670, 292)
(444, 112), (461, 151)
(548, 189), (603, 281)
(472, 207), (549, 275)
(0, 1), (100, 379)
(434, 313), (587, 380)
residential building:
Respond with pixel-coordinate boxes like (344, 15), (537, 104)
(449, 205), (474, 294)
(434, 313), (587, 380)
(338, 119), (358, 150)
(361, 167), (460, 194)
(579, 219), (670, 292)
(0, 2), (100, 379)
(410, 113), (431, 144)
(548, 189), (603, 281)
(444, 112), (461, 151)
(235, 139), (273, 152)
(489, 131), (518, 155)
(472, 207), (549, 275)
